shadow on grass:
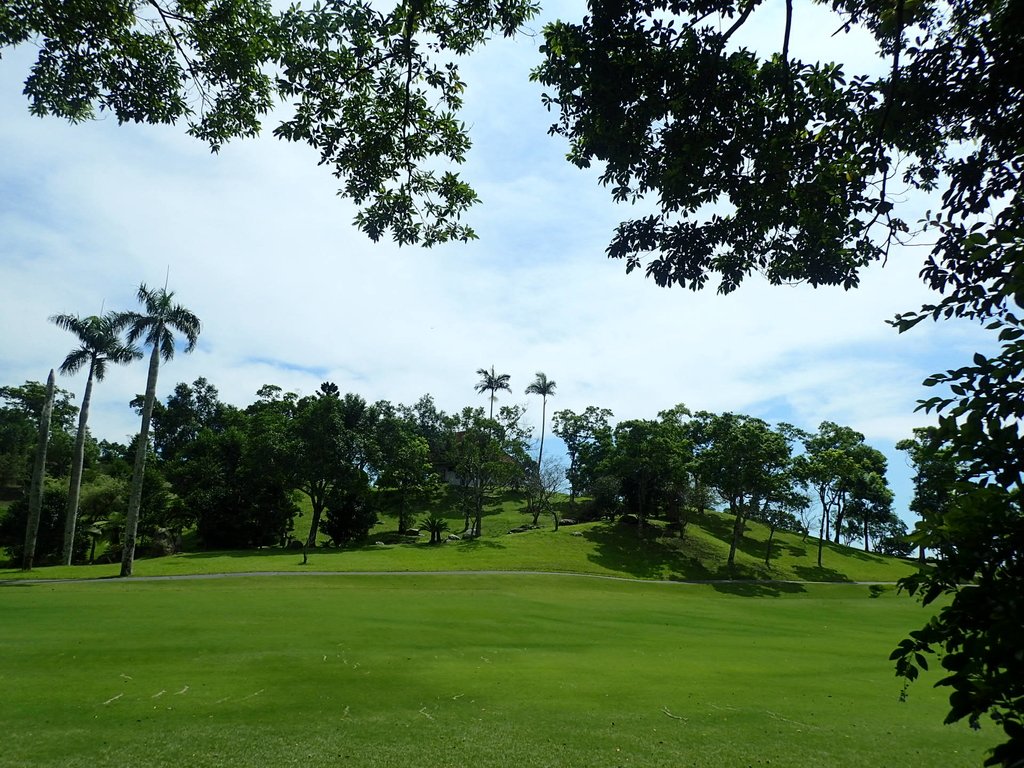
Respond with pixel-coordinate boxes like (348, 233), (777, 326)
(695, 510), (787, 565)
(708, 580), (807, 596)
(454, 538), (507, 551)
(583, 523), (714, 580)
(791, 564), (853, 582)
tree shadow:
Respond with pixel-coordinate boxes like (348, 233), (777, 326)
(454, 538), (507, 551)
(695, 510), (779, 563)
(791, 564), (853, 582)
(708, 580), (807, 596)
(583, 523), (711, 580)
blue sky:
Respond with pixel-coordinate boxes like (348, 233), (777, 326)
(0, 1), (998, 530)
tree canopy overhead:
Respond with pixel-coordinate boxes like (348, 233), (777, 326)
(1, 0), (539, 246)
(533, 0), (1023, 303)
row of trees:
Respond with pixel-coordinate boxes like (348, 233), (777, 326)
(6, 284), (200, 576)
(4, 363), (909, 572)
(552, 406), (905, 566)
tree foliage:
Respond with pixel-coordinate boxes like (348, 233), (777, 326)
(2, 0), (538, 245)
(551, 405), (613, 503)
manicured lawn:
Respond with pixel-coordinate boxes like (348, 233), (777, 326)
(0, 575), (993, 767)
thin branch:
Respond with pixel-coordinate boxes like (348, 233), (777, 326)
(720, 0), (761, 45)
(782, 0), (795, 125)
(146, 0), (212, 109)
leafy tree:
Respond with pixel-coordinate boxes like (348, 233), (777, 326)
(897, 426), (962, 561)
(322, 484), (377, 546)
(292, 385), (376, 562)
(697, 413), (793, 569)
(51, 311), (141, 565)
(120, 283), (201, 577)
(2, 0), (537, 245)
(608, 412), (691, 534)
(444, 407), (516, 537)
(495, 403), (534, 490)
(2, 476), (70, 567)
(149, 377), (227, 462)
(400, 394), (451, 466)
(551, 406), (614, 503)
(524, 372), (557, 469)
(374, 408), (439, 533)
(795, 421), (883, 566)
(0, 380), (77, 485)
(474, 366), (511, 420)
(843, 470), (896, 552)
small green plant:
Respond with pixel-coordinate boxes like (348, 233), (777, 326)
(420, 512), (449, 544)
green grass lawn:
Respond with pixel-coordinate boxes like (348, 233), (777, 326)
(0, 576), (992, 768)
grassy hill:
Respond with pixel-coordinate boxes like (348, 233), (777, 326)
(0, 490), (924, 584)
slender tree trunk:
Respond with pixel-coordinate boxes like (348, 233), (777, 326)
(726, 498), (743, 568)
(537, 396), (547, 469)
(63, 361), (95, 565)
(832, 494), (846, 543)
(23, 370), (55, 571)
(765, 527), (777, 566)
(863, 519), (870, 552)
(303, 504), (325, 565)
(121, 343), (161, 577)
(817, 493), (828, 568)
(303, 485), (327, 564)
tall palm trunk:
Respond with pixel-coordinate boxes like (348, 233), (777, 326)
(62, 360), (95, 565)
(23, 370), (56, 571)
(121, 339), (161, 577)
(537, 395), (547, 469)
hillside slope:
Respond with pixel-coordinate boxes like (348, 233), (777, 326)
(1, 491), (924, 583)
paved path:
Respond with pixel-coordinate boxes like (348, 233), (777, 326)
(0, 570), (901, 587)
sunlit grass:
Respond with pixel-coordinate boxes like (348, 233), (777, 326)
(0, 576), (992, 768)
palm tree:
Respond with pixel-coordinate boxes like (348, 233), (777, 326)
(120, 284), (201, 577)
(51, 312), (140, 565)
(474, 365), (511, 419)
(524, 372), (557, 469)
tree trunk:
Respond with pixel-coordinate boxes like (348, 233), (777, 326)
(816, 495), (827, 568)
(63, 361), (95, 565)
(23, 370), (55, 571)
(121, 342), (161, 577)
(863, 519), (870, 552)
(537, 396), (547, 469)
(765, 527), (777, 566)
(726, 499), (743, 568)
(832, 494), (846, 543)
(303, 502), (325, 565)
